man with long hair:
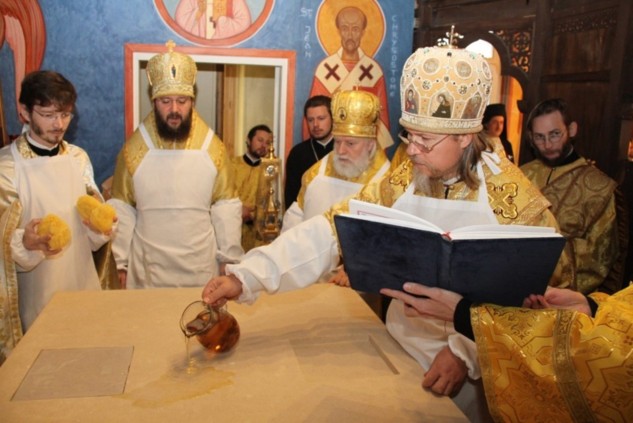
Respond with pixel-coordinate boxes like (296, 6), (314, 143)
(201, 45), (571, 406)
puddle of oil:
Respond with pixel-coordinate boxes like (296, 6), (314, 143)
(119, 361), (234, 407)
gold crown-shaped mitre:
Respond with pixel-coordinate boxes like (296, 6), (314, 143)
(331, 89), (381, 138)
(146, 40), (197, 100)
(400, 45), (492, 134)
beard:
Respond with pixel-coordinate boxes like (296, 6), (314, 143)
(249, 144), (268, 158)
(311, 127), (332, 142)
(343, 38), (359, 53)
(333, 148), (374, 179)
(29, 119), (64, 146)
(155, 108), (193, 142)
(412, 168), (445, 197)
(536, 141), (574, 167)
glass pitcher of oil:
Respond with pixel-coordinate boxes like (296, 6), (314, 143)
(180, 301), (240, 353)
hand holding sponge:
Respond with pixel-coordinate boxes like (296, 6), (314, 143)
(37, 214), (71, 250)
(76, 195), (116, 233)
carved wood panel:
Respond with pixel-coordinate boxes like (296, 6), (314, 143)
(544, 8), (618, 75)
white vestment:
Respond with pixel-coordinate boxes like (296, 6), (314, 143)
(10, 143), (102, 330)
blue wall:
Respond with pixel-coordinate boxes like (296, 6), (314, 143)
(0, 0), (414, 185)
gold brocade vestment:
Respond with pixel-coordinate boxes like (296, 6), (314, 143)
(230, 155), (264, 252)
(521, 157), (618, 293)
(472, 285), (633, 422)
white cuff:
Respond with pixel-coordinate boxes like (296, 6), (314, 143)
(448, 332), (481, 380)
(10, 228), (45, 271)
(85, 220), (113, 250)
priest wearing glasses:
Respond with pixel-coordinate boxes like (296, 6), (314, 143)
(201, 44), (572, 406)
(0, 70), (111, 356)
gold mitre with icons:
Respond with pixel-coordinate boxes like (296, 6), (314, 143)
(399, 27), (492, 134)
(146, 40), (197, 100)
(331, 89), (381, 139)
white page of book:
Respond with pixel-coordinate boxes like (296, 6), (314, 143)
(339, 212), (443, 233)
(347, 199), (443, 232)
(347, 199), (562, 240)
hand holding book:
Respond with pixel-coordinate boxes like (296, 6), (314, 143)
(335, 200), (566, 306)
(380, 282), (463, 320)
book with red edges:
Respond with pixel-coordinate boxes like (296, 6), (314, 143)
(334, 200), (566, 306)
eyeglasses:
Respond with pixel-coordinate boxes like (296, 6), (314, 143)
(399, 130), (451, 153)
(531, 128), (566, 145)
(33, 109), (74, 122)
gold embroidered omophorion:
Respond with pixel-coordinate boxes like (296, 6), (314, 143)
(472, 285), (633, 422)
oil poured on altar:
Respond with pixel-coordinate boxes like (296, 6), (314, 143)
(180, 301), (240, 370)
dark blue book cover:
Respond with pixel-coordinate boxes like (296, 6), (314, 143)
(334, 214), (566, 307)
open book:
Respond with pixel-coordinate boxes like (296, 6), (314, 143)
(334, 199), (566, 306)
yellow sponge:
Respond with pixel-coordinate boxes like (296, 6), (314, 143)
(37, 214), (71, 250)
(76, 195), (116, 233)
(90, 203), (116, 233)
(76, 195), (101, 221)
